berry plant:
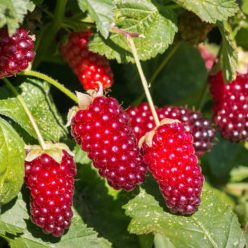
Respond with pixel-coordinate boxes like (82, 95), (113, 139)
(0, 0), (248, 247)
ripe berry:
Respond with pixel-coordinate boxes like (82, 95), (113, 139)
(0, 28), (35, 79)
(198, 44), (216, 71)
(71, 96), (146, 191)
(61, 31), (113, 91)
(25, 150), (76, 237)
(210, 72), (248, 141)
(127, 103), (215, 156)
(142, 122), (204, 215)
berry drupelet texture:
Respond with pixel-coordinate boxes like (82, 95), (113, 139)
(71, 96), (146, 191)
(127, 103), (215, 156)
(210, 71), (248, 141)
(0, 28), (35, 78)
(142, 122), (204, 215)
(25, 151), (76, 237)
(61, 31), (113, 91)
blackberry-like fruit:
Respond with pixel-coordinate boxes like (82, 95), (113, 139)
(71, 96), (146, 191)
(142, 122), (204, 215)
(127, 103), (215, 156)
(210, 72), (248, 141)
(0, 28), (35, 78)
(25, 148), (76, 237)
(61, 31), (113, 91)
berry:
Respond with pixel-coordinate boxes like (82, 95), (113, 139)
(61, 31), (113, 91)
(198, 44), (216, 71)
(127, 103), (215, 156)
(25, 150), (76, 237)
(71, 96), (146, 191)
(209, 72), (248, 141)
(0, 28), (35, 79)
(142, 122), (204, 215)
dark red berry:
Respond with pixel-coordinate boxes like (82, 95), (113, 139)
(127, 103), (215, 156)
(0, 28), (35, 78)
(71, 96), (146, 191)
(210, 71), (248, 141)
(61, 31), (113, 91)
(142, 122), (204, 215)
(25, 151), (76, 237)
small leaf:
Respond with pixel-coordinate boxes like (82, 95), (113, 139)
(124, 186), (246, 248)
(0, 78), (67, 142)
(0, 117), (25, 205)
(77, 0), (114, 38)
(0, 0), (35, 35)
(218, 21), (238, 82)
(89, 0), (177, 63)
(173, 0), (238, 23)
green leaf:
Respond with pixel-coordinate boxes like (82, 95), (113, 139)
(242, 0), (248, 15)
(0, 0), (35, 35)
(230, 166), (248, 182)
(0, 78), (67, 142)
(0, 117), (25, 205)
(218, 21), (238, 82)
(124, 186), (246, 248)
(173, 0), (238, 23)
(89, 0), (177, 63)
(77, 0), (114, 38)
(0, 192), (111, 248)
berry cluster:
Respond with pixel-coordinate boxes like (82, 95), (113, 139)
(71, 96), (146, 191)
(142, 122), (204, 215)
(61, 31), (113, 91)
(210, 71), (248, 141)
(25, 150), (76, 237)
(0, 28), (35, 78)
(127, 103), (215, 156)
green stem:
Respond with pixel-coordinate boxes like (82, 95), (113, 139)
(21, 70), (78, 104)
(34, 0), (68, 67)
(3, 78), (47, 150)
(127, 36), (160, 127)
(197, 79), (209, 111)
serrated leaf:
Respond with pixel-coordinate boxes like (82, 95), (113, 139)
(0, 192), (111, 248)
(0, 0), (35, 35)
(0, 117), (25, 205)
(218, 21), (238, 82)
(124, 186), (246, 248)
(0, 78), (67, 142)
(173, 0), (238, 23)
(89, 0), (177, 63)
(77, 0), (114, 38)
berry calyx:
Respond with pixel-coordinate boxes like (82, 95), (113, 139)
(127, 103), (216, 156)
(25, 144), (76, 237)
(71, 95), (146, 191)
(209, 71), (248, 141)
(0, 28), (35, 79)
(141, 122), (204, 215)
(61, 31), (113, 91)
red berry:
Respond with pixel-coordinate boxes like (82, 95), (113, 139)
(198, 44), (216, 71)
(61, 31), (113, 91)
(127, 103), (215, 156)
(71, 96), (146, 191)
(142, 122), (204, 215)
(0, 28), (35, 78)
(25, 151), (76, 237)
(210, 71), (248, 141)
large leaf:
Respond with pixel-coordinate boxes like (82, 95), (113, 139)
(0, 0), (35, 35)
(77, 0), (114, 38)
(218, 21), (238, 82)
(173, 0), (238, 23)
(0, 117), (25, 205)
(89, 0), (177, 63)
(0, 192), (111, 248)
(0, 78), (67, 142)
(124, 186), (246, 248)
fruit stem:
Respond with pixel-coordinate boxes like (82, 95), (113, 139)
(21, 70), (78, 104)
(127, 36), (160, 127)
(3, 78), (47, 150)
